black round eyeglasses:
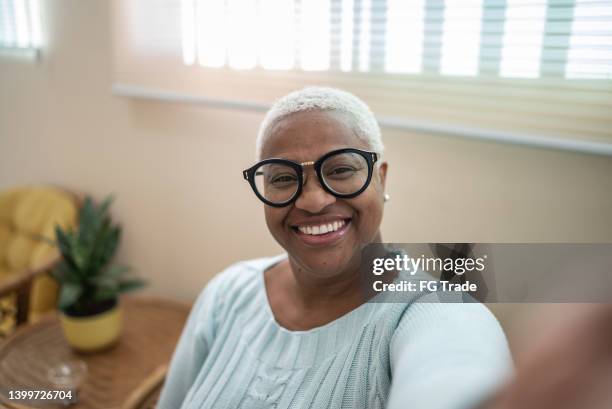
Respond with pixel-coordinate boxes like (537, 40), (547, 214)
(242, 148), (379, 207)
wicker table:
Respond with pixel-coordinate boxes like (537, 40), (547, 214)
(0, 296), (190, 409)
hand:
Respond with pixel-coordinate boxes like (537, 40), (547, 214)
(487, 304), (612, 409)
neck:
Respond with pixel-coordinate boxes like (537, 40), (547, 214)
(286, 230), (383, 310)
(287, 258), (361, 309)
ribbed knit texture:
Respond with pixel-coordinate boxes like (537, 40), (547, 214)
(158, 254), (512, 409)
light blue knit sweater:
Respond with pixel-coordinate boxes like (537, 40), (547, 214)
(157, 254), (512, 409)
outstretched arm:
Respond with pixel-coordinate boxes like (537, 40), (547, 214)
(388, 301), (512, 409)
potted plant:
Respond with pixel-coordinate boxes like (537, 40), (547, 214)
(51, 195), (145, 352)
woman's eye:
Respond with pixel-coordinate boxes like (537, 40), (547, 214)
(270, 174), (297, 185)
(327, 167), (356, 176)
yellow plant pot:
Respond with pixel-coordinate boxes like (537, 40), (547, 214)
(59, 302), (123, 353)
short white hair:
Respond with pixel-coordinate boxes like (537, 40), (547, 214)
(256, 86), (384, 160)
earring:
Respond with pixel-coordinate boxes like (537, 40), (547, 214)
(384, 193), (390, 202)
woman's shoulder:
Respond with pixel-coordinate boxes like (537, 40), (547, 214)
(208, 253), (286, 292)
(192, 253), (286, 316)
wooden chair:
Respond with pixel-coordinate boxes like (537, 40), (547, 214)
(0, 186), (82, 337)
(0, 254), (62, 326)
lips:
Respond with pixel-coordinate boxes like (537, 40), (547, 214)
(290, 218), (352, 246)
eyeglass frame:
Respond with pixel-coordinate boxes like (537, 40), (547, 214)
(242, 147), (379, 208)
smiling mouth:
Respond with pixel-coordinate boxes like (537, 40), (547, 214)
(290, 218), (352, 245)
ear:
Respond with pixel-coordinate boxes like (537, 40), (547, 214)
(377, 162), (388, 191)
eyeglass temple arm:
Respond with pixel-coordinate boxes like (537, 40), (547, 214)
(244, 170), (265, 181)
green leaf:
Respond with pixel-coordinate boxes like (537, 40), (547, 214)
(92, 274), (120, 302)
(96, 195), (114, 221)
(77, 197), (96, 246)
(58, 282), (83, 310)
(71, 242), (89, 272)
(90, 265), (135, 299)
(70, 195), (118, 275)
(54, 226), (75, 264)
(93, 226), (120, 270)
(103, 265), (130, 278)
(77, 197), (100, 271)
(89, 220), (116, 273)
(35, 231), (56, 246)
(118, 279), (146, 294)
(51, 261), (80, 283)
(92, 287), (117, 303)
(84, 196), (113, 246)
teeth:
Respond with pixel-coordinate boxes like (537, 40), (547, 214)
(297, 220), (346, 236)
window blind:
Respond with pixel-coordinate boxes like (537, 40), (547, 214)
(177, 0), (612, 80)
(112, 0), (612, 153)
(0, 0), (41, 49)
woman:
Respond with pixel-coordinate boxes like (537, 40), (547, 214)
(157, 87), (512, 409)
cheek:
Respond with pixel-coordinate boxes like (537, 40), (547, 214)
(264, 207), (290, 240)
(353, 195), (384, 238)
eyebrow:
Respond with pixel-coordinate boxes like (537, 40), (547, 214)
(264, 146), (353, 163)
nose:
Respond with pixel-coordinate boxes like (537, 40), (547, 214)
(294, 172), (336, 213)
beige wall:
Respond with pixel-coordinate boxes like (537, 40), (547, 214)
(1, 1), (611, 347)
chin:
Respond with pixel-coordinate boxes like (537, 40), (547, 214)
(291, 245), (359, 277)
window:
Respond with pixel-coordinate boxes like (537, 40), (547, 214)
(0, 0), (42, 52)
(112, 0), (612, 155)
(180, 0), (612, 80)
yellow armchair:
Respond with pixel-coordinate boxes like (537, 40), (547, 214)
(0, 186), (79, 337)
